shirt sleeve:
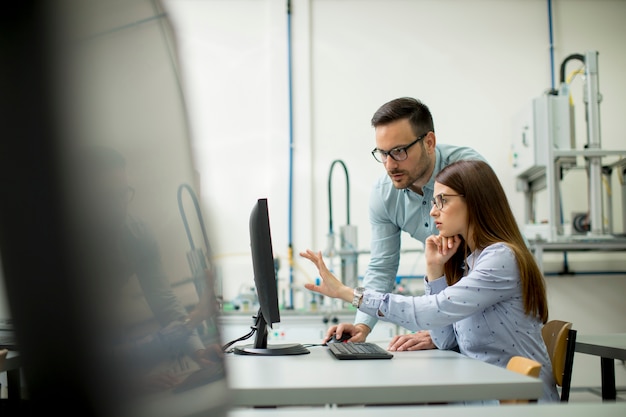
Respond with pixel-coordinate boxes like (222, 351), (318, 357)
(358, 243), (521, 332)
(354, 184), (401, 330)
(424, 276), (458, 350)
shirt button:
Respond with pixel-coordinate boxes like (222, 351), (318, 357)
(425, 223), (428, 228)
(422, 201), (426, 205)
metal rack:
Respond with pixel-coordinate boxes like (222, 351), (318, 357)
(511, 50), (626, 272)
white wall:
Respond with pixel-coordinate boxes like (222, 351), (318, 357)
(165, 0), (626, 309)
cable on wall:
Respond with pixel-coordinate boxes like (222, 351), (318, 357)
(327, 159), (351, 236)
(559, 54), (585, 85)
(178, 183), (213, 298)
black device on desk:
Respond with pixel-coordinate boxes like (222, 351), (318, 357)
(0, 2), (233, 414)
(228, 198), (309, 356)
(327, 342), (394, 360)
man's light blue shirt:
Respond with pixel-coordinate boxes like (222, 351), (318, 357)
(355, 143), (485, 330)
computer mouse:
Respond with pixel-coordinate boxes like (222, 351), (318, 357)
(325, 333), (351, 345)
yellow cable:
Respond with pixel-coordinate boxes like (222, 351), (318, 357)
(602, 174), (611, 198)
(566, 67), (585, 106)
(566, 68), (585, 84)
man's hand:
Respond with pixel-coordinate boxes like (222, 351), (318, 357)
(324, 323), (371, 343)
(387, 331), (436, 352)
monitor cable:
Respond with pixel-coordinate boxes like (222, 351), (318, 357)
(221, 328), (256, 353)
(221, 308), (265, 353)
(220, 310), (325, 353)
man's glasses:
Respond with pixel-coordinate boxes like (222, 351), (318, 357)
(431, 193), (464, 210)
(371, 132), (428, 163)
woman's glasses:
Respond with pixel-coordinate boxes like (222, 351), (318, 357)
(431, 193), (464, 210)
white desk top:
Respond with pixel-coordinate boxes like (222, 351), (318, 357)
(123, 341), (543, 417)
(225, 342), (543, 407)
(228, 402), (626, 417)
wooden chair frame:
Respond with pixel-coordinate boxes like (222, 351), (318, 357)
(542, 320), (577, 401)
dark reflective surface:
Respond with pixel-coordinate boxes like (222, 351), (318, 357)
(0, 1), (229, 416)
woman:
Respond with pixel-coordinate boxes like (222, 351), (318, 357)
(301, 159), (559, 402)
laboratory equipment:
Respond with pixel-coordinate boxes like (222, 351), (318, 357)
(325, 160), (359, 289)
(512, 50), (626, 242)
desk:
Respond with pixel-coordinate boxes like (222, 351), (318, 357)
(0, 350), (20, 400)
(575, 333), (626, 401)
(225, 342), (543, 407)
(229, 402), (626, 417)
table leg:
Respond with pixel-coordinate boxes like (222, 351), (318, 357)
(600, 357), (616, 401)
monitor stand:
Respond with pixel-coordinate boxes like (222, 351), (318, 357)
(232, 343), (310, 356)
(232, 310), (309, 356)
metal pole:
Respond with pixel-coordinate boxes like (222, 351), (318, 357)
(584, 50), (604, 236)
(286, 0), (295, 308)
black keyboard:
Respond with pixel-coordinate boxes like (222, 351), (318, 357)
(327, 342), (393, 360)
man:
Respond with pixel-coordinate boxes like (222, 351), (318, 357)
(325, 97), (486, 351)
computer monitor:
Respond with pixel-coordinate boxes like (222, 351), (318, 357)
(0, 1), (231, 416)
(232, 199), (309, 356)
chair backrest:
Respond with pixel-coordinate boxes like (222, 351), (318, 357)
(542, 319), (577, 401)
(501, 356), (542, 404)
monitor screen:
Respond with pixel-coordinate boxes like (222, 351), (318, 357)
(231, 199), (309, 356)
(249, 198), (281, 327)
(0, 1), (231, 416)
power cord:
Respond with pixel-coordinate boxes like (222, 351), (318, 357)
(221, 328), (256, 353)
(221, 332), (325, 353)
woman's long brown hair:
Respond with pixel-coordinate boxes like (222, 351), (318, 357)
(436, 160), (549, 323)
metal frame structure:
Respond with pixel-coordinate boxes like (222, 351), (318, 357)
(512, 51), (626, 273)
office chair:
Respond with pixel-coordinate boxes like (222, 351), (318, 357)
(501, 355), (542, 404)
(542, 319), (577, 401)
